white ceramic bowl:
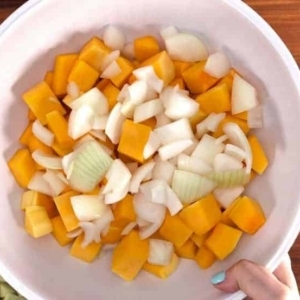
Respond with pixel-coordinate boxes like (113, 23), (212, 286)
(1, 0), (300, 299)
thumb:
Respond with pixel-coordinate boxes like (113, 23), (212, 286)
(211, 259), (292, 300)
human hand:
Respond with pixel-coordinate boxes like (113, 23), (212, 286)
(211, 255), (300, 300)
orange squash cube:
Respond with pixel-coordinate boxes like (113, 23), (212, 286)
(52, 140), (73, 157)
(27, 135), (54, 155)
(169, 78), (185, 89)
(205, 223), (243, 260)
(143, 253), (179, 279)
(179, 194), (222, 236)
(102, 82), (120, 111)
(173, 60), (192, 78)
(113, 194), (136, 228)
(101, 225), (123, 244)
(189, 109), (207, 132)
(96, 78), (110, 91)
(221, 197), (241, 227)
(19, 122), (33, 145)
(174, 239), (197, 259)
(216, 69), (239, 93)
(70, 233), (102, 263)
(111, 57), (134, 88)
(8, 148), (36, 188)
(159, 212), (193, 247)
(112, 230), (149, 281)
(44, 71), (54, 87)
(191, 233), (209, 248)
(127, 74), (137, 85)
(68, 60), (99, 92)
(195, 246), (216, 269)
(134, 36), (160, 62)
(235, 111), (248, 120)
(51, 215), (74, 246)
(118, 119), (152, 163)
(141, 117), (157, 129)
(28, 109), (36, 121)
(22, 81), (66, 125)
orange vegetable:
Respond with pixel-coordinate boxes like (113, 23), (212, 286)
(44, 71), (54, 87)
(52, 140), (73, 157)
(179, 194), (222, 236)
(51, 216), (74, 246)
(189, 110), (207, 132)
(111, 57), (134, 88)
(102, 82), (120, 111)
(141, 117), (157, 129)
(221, 198), (241, 227)
(19, 122), (33, 145)
(191, 232), (209, 248)
(101, 225), (123, 244)
(235, 111), (248, 120)
(174, 239), (197, 259)
(169, 78), (185, 89)
(217, 69), (239, 93)
(134, 36), (160, 62)
(113, 194), (136, 228)
(96, 78), (110, 91)
(173, 60), (192, 78)
(195, 246), (216, 269)
(62, 94), (74, 108)
(28, 109), (36, 121)
(127, 74), (137, 85)
(27, 135), (54, 155)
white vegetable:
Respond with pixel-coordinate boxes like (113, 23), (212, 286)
(121, 43), (135, 60)
(183, 138), (199, 155)
(158, 139), (194, 161)
(32, 150), (63, 170)
(232, 74), (258, 114)
(69, 88), (109, 115)
(67, 228), (83, 239)
(204, 52), (231, 78)
(103, 25), (125, 50)
(165, 184), (183, 215)
(143, 132), (161, 160)
(177, 153), (213, 175)
(32, 120), (54, 146)
(134, 99), (164, 123)
(148, 239), (174, 266)
(196, 113), (226, 139)
(213, 186), (244, 208)
(128, 80), (148, 105)
(140, 180), (167, 205)
(145, 86), (158, 101)
(224, 144), (247, 162)
(73, 134), (96, 150)
(216, 135), (228, 145)
(28, 171), (53, 196)
(101, 61), (121, 79)
(152, 159), (175, 185)
(172, 170), (217, 204)
(117, 84), (130, 103)
(160, 26), (179, 40)
(165, 33), (208, 62)
(43, 169), (66, 196)
(79, 222), (95, 248)
(89, 130), (106, 142)
(93, 208), (114, 242)
(92, 115), (109, 130)
(248, 104), (263, 129)
(137, 218), (151, 228)
(105, 102), (126, 144)
(101, 50), (120, 71)
(121, 222), (137, 235)
(126, 162), (139, 174)
(139, 221), (162, 240)
(120, 99), (136, 118)
(55, 171), (69, 185)
(213, 153), (243, 172)
(155, 113), (171, 128)
(67, 81), (80, 99)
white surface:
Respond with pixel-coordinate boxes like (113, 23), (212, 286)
(0, 0), (300, 300)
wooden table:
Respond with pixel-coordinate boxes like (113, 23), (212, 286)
(1, 0), (300, 287)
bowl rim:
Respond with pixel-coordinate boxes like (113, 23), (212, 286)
(1, 1), (300, 300)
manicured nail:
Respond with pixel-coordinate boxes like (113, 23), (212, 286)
(211, 271), (226, 285)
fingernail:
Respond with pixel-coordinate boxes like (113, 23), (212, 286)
(211, 271), (226, 285)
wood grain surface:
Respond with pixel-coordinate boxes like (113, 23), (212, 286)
(1, 0), (300, 287)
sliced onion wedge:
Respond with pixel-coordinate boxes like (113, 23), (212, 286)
(248, 104), (263, 129)
(140, 180), (167, 205)
(126, 162), (139, 174)
(128, 80), (148, 105)
(160, 26), (179, 40)
(92, 208), (114, 243)
(155, 113), (172, 128)
(103, 25), (125, 50)
(148, 239), (174, 266)
(121, 43), (135, 60)
(158, 139), (194, 161)
(101, 61), (122, 79)
(67, 81), (80, 99)
(92, 115), (109, 130)
(152, 159), (175, 185)
(213, 186), (244, 209)
(134, 99), (164, 123)
(196, 113), (226, 139)
(204, 52), (231, 79)
(89, 130), (106, 142)
(177, 153), (213, 175)
(32, 120), (54, 146)
(43, 169), (66, 196)
(32, 150), (63, 170)
(213, 153), (243, 172)
(101, 50), (120, 71)
(28, 171), (53, 196)
(143, 131), (161, 160)
(121, 222), (137, 235)
(117, 84), (130, 103)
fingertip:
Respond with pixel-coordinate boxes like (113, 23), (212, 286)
(211, 271), (226, 285)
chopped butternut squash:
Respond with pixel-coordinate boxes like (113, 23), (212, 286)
(44, 71), (54, 87)
(173, 60), (192, 78)
(189, 109), (207, 132)
(170, 78), (185, 89)
(235, 111), (248, 120)
(52, 140), (73, 157)
(141, 117), (157, 129)
(221, 197), (241, 227)
(51, 215), (74, 246)
(102, 82), (120, 110)
(217, 69), (239, 93)
(27, 135), (54, 155)
(174, 239), (197, 259)
(191, 233), (209, 248)
(28, 109), (36, 121)
(134, 36), (160, 62)
(101, 225), (123, 244)
(113, 194), (136, 228)
(96, 78), (110, 91)
(127, 74), (137, 85)
(195, 246), (216, 269)
(19, 122), (33, 145)
(111, 57), (134, 88)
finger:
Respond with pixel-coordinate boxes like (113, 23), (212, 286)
(211, 259), (290, 300)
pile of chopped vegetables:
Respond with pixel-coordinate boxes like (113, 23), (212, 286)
(0, 277), (25, 300)
(8, 25), (269, 281)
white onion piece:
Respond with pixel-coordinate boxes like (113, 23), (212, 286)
(43, 169), (66, 196)
(248, 105), (263, 129)
(79, 222), (95, 248)
(92, 208), (114, 243)
(177, 153), (213, 175)
(145, 86), (158, 101)
(158, 139), (194, 161)
(101, 50), (120, 71)
(183, 138), (199, 156)
(55, 171), (69, 185)
(28, 171), (53, 196)
(192, 134), (225, 165)
(121, 222), (137, 235)
(62, 152), (74, 173)
(152, 159), (175, 185)
(133, 66), (164, 93)
(165, 184), (183, 215)
(148, 239), (174, 266)
(143, 131), (161, 160)
(126, 162), (139, 174)
(128, 80), (148, 105)
(89, 130), (106, 142)
(121, 43), (135, 60)
(154, 118), (194, 145)
(101, 61), (121, 79)
(155, 113), (172, 128)
(105, 102), (126, 144)
(214, 153), (243, 172)
(140, 180), (167, 205)
(129, 161), (156, 193)
(196, 113), (226, 139)
(139, 221), (162, 240)
(32, 150), (63, 170)
(165, 33), (208, 62)
(117, 84), (129, 103)
(160, 26), (179, 40)
(73, 135), (96, 150)
(92, 115), (109, 130)
(120, 99), (136, 119)
(137, 218), (151, 228)
(32, 120), (54, 146)
(216, 135), (229, 145)
(103, 25), (125, 50)
(68, 105), (95, 140)
(134, 99), (164, 123)
(168, 156), (178, 166)
(213, 186), (244, 209)
(67, 228), (83, 239)
(224, 144), (247, 162)
(143, 169), (153, 182)
(204, 52), (231, 78)
(69, 88), (109, 115)
(67, 81), (80, 99)
(232, 74), (258, 114)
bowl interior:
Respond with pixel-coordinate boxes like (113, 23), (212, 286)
(1, 0), (300, 299)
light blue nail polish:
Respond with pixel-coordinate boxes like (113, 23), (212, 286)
(211, 271), (226, 285)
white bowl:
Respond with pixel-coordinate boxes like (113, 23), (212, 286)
(1, 0), (300, 299)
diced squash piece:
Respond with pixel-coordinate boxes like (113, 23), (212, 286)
(52, 140), (73, 157)
(248, 135), (269, 175)
(195, 83), (231, 114)
(102, 82), (120, 111)
(235, 111), (248, 120)
(8, 149), (36, 188)
(62, 94), (74, 107)
(51, 215), (74, 246)
(54, 191), (80, 232)
(113, 194), (136, 228)
(21, 190), (58, 218)
(189, 109), (207, 132)
(141, 51), (175, 87)
(70, 233), (102, 263)
(128, 74), (137, 85)
(179, 194), (222, 236)
(44, 71), (54, 87)
(227, 196), (266, 234)
(68, 60), (99, 92)
(134, 36), (160, 62)
(46, 110), (74, 147)
(143, 253), (179, 279)
(182, 61), (219, 94)
(96, 79), (110, 91)
(205, 223), (242, 260)
(27, 135), (54, 155)
(111, 57), (134, 88)
(141, 117), (157, 129)
(174, 239), (197, 259)
(159, 212), (193, 247)
(79, 37), (111, 71)
(118, 119), (152, 163)
(173, 60), (192, 78)
(117, 153), (135, 164)
(19, 122), (33, 145)
(52, 54), (78, 96)
(86, 186), (101, 196)
(112, 230), (149, 281)
(22, 81), (66, 125)
(101, 225), (123, 244)
(191, 233), (209, 248)
(28, 109), (36, 121)
(221, 197), (241, 227)
(170, 78), (185, 89)
(25, 206), (53, 238)
(217, 69), (239, 93)
(195, 246), (216, 269)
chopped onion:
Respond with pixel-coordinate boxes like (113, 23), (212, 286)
(139, 221), (162, 240)
(213, 186), (244, 208)
(165, 184), (183, 215)
(79, 222), (95, 248)
(32, 120), (54, 146)
(158, 139), (194, 161)
(128, 80), (148, 105)
(143, 131), (161, 160)
(145, 86), (158, 101)
(28, 171), (53, 196)
(92, 208), (114, 243)
(155, 113), (172, 128)
(137, 218), (151, 228)
(105, 102), (126, 144)
(172, 170), (217, 205)
(117, 84), (129, 103)
(120, 99), (136, 118)
(224, 144), (247, 162)
(214, 153), (243, 172)
(134, 99), (164, 123)
(165, 33), (208, 62)
(73, 134), (96, 150)
(148, 239), (174, 266)
(67, 81), (80, 99)
(67, 228), (83, 239)
(101, 61), (121, 79)
(168, 156), (178, 166)
(126, 162), (139, 174)
(248, 104), (263, 129)
(232, 74), (258, 114)
(216, 135), (229, 145)
(160, 26), (179, 40)
(183, 138), (199, 155)
(121, 222), (137, 235)
(196, 113), (226, 139)
(143, 169), (153, 182)
(121, 43), (135, 60)
(152, 159), (175, 185)
(43, 169), (66, 196)
(103, 25), (125, 50)
(204, 52), (231, 78)
(89, 130), (106, 142)
(32, 150), (63, 170)
(101, 50), (120, 71)
(55, 171), (69, 185)
(140, 180), (167, 205)
(177, 153), (213, 175)
(92, 115), (109, 130)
